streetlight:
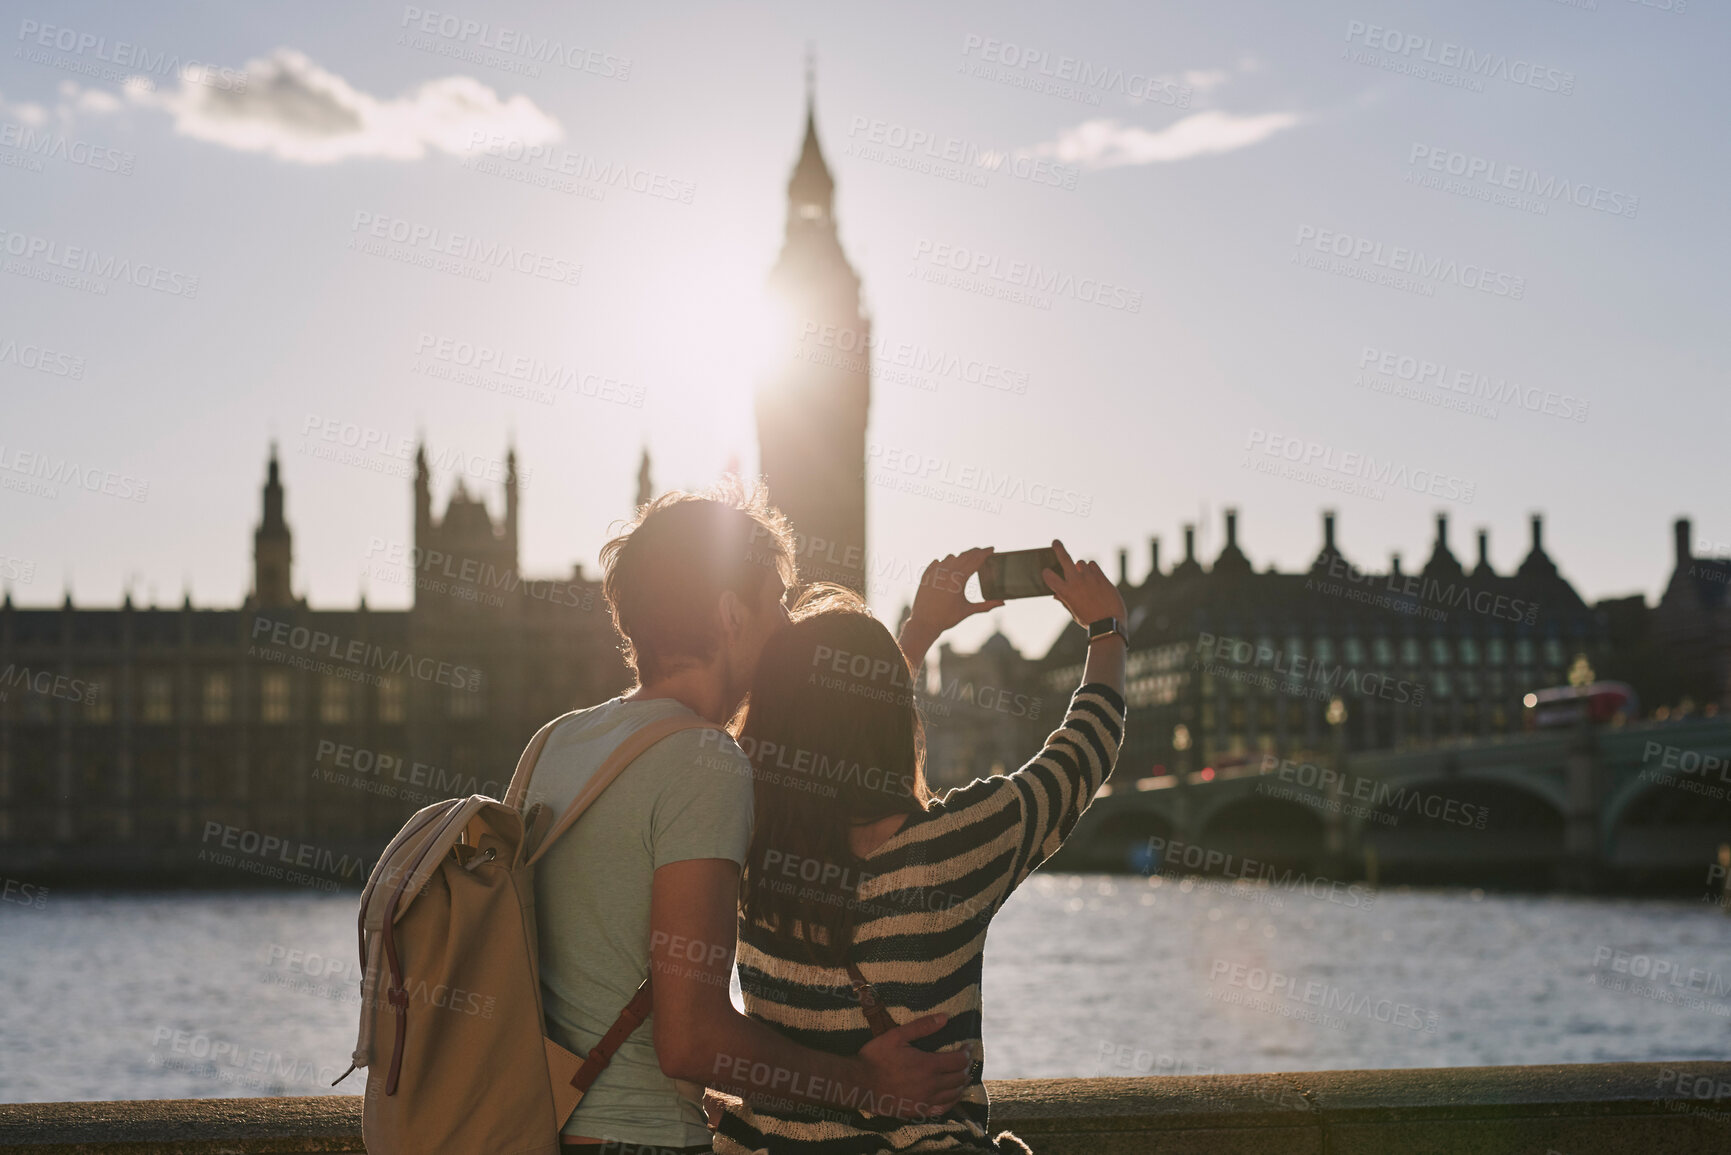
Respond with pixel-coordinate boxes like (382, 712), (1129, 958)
(1172, 723), (1192, 786)
(1327, 696), (1351, 876)
(1327, 697), (1348, 781)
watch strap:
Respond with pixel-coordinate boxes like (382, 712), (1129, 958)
(1088, 617), (1128, 644)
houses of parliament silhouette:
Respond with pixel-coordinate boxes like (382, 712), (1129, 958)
(2, 92), (1727, 880)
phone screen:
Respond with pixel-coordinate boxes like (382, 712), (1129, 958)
(979, 548), (1060, 600)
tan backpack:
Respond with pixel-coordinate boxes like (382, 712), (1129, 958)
(339, 712), (721, 1155)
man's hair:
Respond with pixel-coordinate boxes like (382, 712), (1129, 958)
(599, 477), (798, 685)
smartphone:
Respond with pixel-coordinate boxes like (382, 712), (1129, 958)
(978, 548), (1060, 601)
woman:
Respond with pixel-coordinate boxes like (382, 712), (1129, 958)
(714, 542), (1127, 1154)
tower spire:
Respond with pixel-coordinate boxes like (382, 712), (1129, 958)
(788, 49), (834, 226)
(251, 442), (293, 608)
(636, 445), (653, 511)
(504, 441), (519, 562)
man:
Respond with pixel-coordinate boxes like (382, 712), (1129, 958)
(529, 481), (971, 1152)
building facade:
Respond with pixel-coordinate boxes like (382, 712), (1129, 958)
(923, 510), (1726, 791)
(0, 446), (627, 878)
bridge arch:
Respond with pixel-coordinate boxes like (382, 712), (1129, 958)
(1092, 810), (1176, 874)
(1192, 795), (1328, 876)
(1603, 776), (1731, 889)
(1359, 776), (1565, 887)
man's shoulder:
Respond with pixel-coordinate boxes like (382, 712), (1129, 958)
(542, 699), (749, 790)
(635, 723), (751, 788)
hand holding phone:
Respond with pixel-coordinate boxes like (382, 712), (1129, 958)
(907, 547), (1006, 636)
(899, 548), (1007, 673)
(978, 548), (1061, 601)
(1040, 540), (1128, 628)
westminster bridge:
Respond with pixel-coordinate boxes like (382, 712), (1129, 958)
(1051, 715), (1731, 891)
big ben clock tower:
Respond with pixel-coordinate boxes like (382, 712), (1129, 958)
(754, 69), (870, 593)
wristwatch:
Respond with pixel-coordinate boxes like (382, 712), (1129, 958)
(1087, 617), (1129, 646)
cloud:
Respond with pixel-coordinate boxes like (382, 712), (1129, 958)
(0, 80), (118, 126)
(1176, 69), (1232, 95)
(0, 91), (51, 126)
(1029, 110), (1301, 170)
(124, 48), (560, 163)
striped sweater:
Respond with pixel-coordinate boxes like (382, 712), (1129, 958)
(716, 683), (1126, 1154)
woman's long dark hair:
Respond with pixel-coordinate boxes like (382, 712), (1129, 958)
(737, 586), (932, 967)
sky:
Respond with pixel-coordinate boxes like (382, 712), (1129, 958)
(2, 0), (1727, 659)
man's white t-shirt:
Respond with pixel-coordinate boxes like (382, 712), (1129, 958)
(530, 696), (753, 1148)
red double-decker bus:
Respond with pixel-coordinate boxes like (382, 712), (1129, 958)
(1522, 681), (1638, 729)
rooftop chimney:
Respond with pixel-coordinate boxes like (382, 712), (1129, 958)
(1149, 536), (1161, 578)
(1477, 529), (1490, 570)
(1323, 510), (1336, 553)
(1225, 509), (1238, 549)
(1676, 517), (1692, 565)
(1530, 513), (1544, 553)
(1184, 524), (1196, 563)
(1118, 548), (1129, 586)
(1391, 552), (1403, 577)
(1436, 513), (1449, 550)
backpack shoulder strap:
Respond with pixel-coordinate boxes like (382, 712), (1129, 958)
(845, 957), (898, 1038)
(570, 977), (655, 1098)
(503, 710), (581, 810)
(525, 713), (724, 867)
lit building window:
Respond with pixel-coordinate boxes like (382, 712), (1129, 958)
(1431, 638), (1451, 665)
(450, 672), (485, 719)
(1344, 636), (1364, 664)
(1433, 671), (1452, 698)
(261, 671), (291, 723)
(1487, 637), (1507, 665)
(1515, 638), (1535, 665)
(1543, 638), (1565, 667)
(84, 673), (112, 723)
(1400, 638), (1420, 666)
(1315, 638), (1335, 663)
(142, 672), (173, 724)
(1460, 638), (1479, 665)
(378, 676), (407, 724)
(1373, 638), (1393, 666)
(203, 672), (231, 724)
(320, 677), (350, 724)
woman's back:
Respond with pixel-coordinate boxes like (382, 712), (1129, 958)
(716, 682), (1125, 1154)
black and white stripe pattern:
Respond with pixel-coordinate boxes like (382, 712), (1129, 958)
(716, 684), (1125, 1154)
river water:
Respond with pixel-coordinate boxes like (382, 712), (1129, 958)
(2, 877), (1727, 1102)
